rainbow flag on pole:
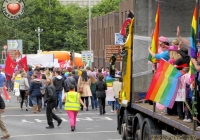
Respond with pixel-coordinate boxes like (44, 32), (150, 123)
(145, 59), (182, 108)
(148, 2), (160, 63)
(190, 3), (198, 58)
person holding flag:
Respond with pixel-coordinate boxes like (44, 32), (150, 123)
(148, 36), (170, 61)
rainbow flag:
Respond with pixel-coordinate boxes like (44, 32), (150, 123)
(106, 75), (115, 87)
(145, 59), (182, 108)
(190, 4), (198, 58)
(148, 2), (160, 63)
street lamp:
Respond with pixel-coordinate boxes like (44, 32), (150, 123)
(35, 27), (43, 53)
(89, 0), (91, 51)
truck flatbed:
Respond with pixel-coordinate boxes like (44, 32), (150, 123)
(131, 103), (200, 139)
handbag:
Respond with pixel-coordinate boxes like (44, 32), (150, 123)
(24, 79), (29, 96)
(79, 80), (85, 94)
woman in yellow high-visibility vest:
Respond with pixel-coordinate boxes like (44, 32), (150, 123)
(63, 84), (86, 131)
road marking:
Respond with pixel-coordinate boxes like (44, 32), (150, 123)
(2, 113), (116, 117)
(22, 119), (34, 123)
(10, 131), (118, 138)
(21, 117), (113, 123)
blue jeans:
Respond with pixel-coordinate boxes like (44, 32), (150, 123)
(108, 101), (112, 106)
(7, 80), (13, 90)
(31, 96), (41, 105)
(56, 91), (62, 110)
(91, 92), (98, 109)
(115, 98), (120, 110)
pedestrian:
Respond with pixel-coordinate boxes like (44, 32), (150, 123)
(0, 68), (6, 95)
(45, 79), (62, 129)
(63, 85), (86, 131)
(29, 74), (42, 113)
(41, 74), (47, 110)
(112, 78), (122, 114)
(96, 74), (107, 115)
(0, 95), (10, 139)
(72, 70), (79, 85)
(52, 70), (65, 113)
(19, 72), (29, 111)
(77, 70), (92, 111)
(64, 73), (77, 92)
(89, 75), (98, 110)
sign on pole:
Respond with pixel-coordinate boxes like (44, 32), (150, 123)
(81, 50), (94, 62)
(7, 40), (23, 60)
(115, 33), (125, 45)
(105, 45), (122, 62)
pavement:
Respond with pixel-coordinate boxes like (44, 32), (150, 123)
(1, 93), (121, 140)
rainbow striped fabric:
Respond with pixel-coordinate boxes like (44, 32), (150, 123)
(148, 2), (160, 63)
(145, 59), (182, 108)
(106, 75), (115, 87)
(190, 4), (198, 58)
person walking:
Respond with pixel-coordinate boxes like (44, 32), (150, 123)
(63, 85), (86, 131)
(0, 68), (6, 96)
(45, 79), (62, 129)
(52, 70), (65, 113)
(77, 70), (92, 111)
(19, 72), (29, 111)
(64, 73), (77, 92)
(41, 74), (47, 110)
(0, 96), (10, 139)
(112, 78), (122, 114)
(89, 75), (98, 110)
(29, 74), (42, 113)
(96, 74), (107, 115)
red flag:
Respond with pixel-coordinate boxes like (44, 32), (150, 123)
(4, 54), (17, 76)
(59, 61), (66, 69)
(120, 10), (134, 37)
(18, 56), (28, 72)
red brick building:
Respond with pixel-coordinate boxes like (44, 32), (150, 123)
(87, 0), (134, 70)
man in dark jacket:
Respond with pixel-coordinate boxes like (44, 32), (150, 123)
(0, 96), (10, 138)
(53, 70), (66, 113)
(45, 79), (62, 129)
(64, 73), (77, 92)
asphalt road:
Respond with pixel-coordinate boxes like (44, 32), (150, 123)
(1, 93), (121, 140)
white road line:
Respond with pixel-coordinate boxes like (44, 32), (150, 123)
(2, 113), (116, 117)
(10, 131), (118, 138)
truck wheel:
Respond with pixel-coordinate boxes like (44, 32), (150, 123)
(132, 113), (144, 140)
(141, 118), (162, 140)
(121, 114), (127, 140)
(142, 122), (151, 140)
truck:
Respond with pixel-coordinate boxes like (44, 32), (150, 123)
(116, 0), (200, 139)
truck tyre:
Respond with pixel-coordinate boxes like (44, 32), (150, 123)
(121, 113), (127, 140)
(141, 118), (162, 140)
(132, 113), (144, 140)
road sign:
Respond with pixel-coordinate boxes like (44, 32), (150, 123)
(81, 50), (94, 62)
(7, 39), (23, 54)
(105, 45), (122, 62)
(8, 50), (21, 59)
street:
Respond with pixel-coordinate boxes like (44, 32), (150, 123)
(2, 94), (121, 140)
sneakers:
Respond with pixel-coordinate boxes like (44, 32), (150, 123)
(59, 110), (62, 113)
(111, 110), (115, 113)
(183, 119), (192, 122)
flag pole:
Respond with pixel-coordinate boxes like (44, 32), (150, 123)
(194, 0), (200, 131)
(153, 0), (160, 113)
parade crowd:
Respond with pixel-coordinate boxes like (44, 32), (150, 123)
(0, 64), (122, 138)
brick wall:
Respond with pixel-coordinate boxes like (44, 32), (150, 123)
(88, 0), (134, 70)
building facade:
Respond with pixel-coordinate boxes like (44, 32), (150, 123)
(59, 0), (101, 6)
(88, 0), (134, 70)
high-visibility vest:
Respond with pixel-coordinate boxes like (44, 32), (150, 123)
(64, 91), (80, 111)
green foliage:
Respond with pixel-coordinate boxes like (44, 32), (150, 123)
(0, 0), (122, 54)
(91, 0), (124, 17)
